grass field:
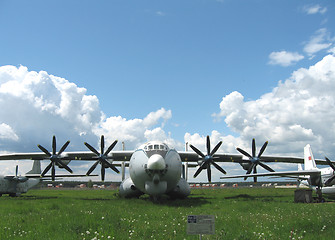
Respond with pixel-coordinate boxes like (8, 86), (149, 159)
(0, 187), (334, 240)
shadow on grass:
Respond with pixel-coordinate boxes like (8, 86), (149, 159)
(16, 195), (58, 200)
(224, 193), (291, 202)
(144, 196), (210, 207)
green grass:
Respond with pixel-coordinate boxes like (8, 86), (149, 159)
(0, 188), (334, 239)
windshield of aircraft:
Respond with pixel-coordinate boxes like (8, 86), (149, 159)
(143, 142), (169, 158)
(143, 143), (169, 152)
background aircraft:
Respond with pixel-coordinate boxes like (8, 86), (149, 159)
(221, 144), (335, 200)
(0, 135), (333, 199)
(0, 160), (41, 197)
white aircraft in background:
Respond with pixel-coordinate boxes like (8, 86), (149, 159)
(0, 160), (96, 197)
(0, 161), (41, 197)
(221, 144), (335, 200)
(0, 136), (333, 199)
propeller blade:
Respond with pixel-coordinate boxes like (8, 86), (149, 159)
(38, 145), (52, 157)
(326, 157), (335, 171)
(51, 163), (55, 181)
(236, 147), (252, 159)
(15, 165), (18, 177)
(84, 142), (100, 156)
(258, 161), (275, 172)
(210, 141), (222, 156)
(193, 165), (205, 178)
(52, 135), (57, 155)
(101, 135), (105, 155)
(41, 162), (53, 177)
(57, 160), (73, 173)
(103, 159), (119, 173)
(190, 145), (205, 158)
(325, 175), (335, 186)
(212, 161), (226, 174)
(207, 164), (211, 182)
(101, 164), (105, 181)
(258, 141), (268, 158)
(58, 140), (70, 156)
(110, 164), (120, 174)
(104, 140), (118, 156)
(86, 160), (100, 176)
(244, 163), (255, 180)
(252, 138), (256, 158)
(206, 136), (211, 156)
(253, 165), (257, 182)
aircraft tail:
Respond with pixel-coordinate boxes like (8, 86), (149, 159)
(304, 144), (317, 170)
(26, 160), (41, 175)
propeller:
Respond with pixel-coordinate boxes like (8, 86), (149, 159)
(38, 136), (73, 181)
(189, 135), (226, 182)
(236, 138), (274, 182)
(84, 135), (119, 181)
(5, 165), (28, 182)
(325, 157), (335, 185)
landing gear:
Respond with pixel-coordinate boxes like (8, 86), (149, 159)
(9, 193), (21, 197)
(316, 187), (325, 203)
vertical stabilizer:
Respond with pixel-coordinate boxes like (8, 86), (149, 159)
(304, 144), (317, 170)
(26, 160), (41, 174)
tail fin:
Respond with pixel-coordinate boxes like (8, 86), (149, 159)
(304, 144), (317, 170)
(26, 160), (41, 174)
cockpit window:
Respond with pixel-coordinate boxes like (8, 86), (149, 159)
(144, 143), (168, 152)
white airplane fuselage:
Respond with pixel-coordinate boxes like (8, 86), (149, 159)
(119, 142), (190, 198)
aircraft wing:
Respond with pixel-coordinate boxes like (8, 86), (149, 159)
(260, 155), (329, 165)
(0, 151), (134, 161)
(178, 151), (331, 166)
(220, 169), (321, 179)
(24, 174), (98, 179)
(178, 151), (245, 163)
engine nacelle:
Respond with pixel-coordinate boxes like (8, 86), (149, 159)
(119, 178), (143, 198)
(166, 178), (191, 199)
(56, 160), (71, 168)
(239, 162), (251, 171)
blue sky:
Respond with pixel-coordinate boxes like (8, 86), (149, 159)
(0, 1), (335, 181)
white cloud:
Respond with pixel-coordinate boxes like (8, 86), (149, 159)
(303, 4), (327, 15)
(268, 51), (304, 67)
(0, 65), (174, 153)
(94, 107), (173, 149)
(0, 123), (19, 141)
(213, 54), (335, 158)
(303, 28), (333, 58)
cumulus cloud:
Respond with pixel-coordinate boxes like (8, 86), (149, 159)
(213, 54), (335, 158)
(94, 107), (173, 149)
(0, 65), (174, 154)
(302, 4), (327, 15)
(268, 51), (304, 67)
(303, 28), (333, 58)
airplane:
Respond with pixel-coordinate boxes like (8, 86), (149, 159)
(0, 160), (41, 197)
(221, 144), (335, 200)
(0, 160), (97, 197)
(0, 135), (333, 199)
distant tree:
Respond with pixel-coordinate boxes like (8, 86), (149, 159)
(87, 179), (93, 188)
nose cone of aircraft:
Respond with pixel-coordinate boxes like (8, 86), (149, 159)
(147, 154), (166, 170)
